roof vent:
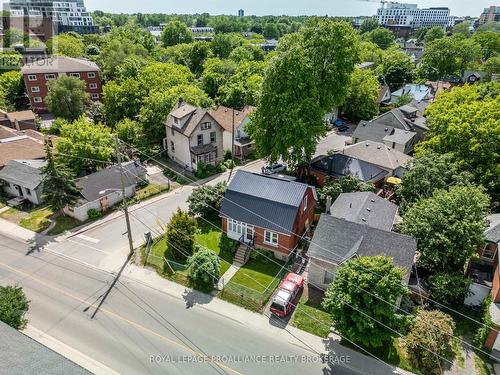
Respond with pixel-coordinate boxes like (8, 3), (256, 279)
(371, 199), (375, 203)
(377, 145), (381, 149)
(366, 208), (371, 212)
(362, 218), (367, 222)
(365, 143), (369, 147)
(385, 128), (388, 131)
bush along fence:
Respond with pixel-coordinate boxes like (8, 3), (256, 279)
(219, 260), (292, 313)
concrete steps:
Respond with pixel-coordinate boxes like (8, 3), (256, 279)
(234, 244), (250, 265)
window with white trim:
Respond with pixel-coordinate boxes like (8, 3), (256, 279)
(45, 73), (56, 80)
(210, 132), (216, 143)
(323, 270), (334, 284)
(91, 93), (99, 99)
(197, 134), (203, 146)
(33, 97), (42, 103)
(28, 74), (37, 81)
(227, 219), (242, 235)
(264, 230), (278, 246)
(69, 73), (80, 78)
(88, 72), (96, 78)
(89, 83), (98, 89)
(31, 86), (40, 93)
(201, 122), (211, 130)
(482, 243), (498, 261)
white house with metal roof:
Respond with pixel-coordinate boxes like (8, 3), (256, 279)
(0, 159), (46, 205)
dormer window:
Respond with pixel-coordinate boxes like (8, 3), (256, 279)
(201, 122), (211, 130)
(174, 117), (180, 125)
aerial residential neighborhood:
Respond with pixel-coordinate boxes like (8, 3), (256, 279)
(0, 1), (499, 374)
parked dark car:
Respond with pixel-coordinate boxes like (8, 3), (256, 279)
(337, 125), (349, 132)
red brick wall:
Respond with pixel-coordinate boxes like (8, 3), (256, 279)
(23, 70), (102, 114)
(484, 328), (499, 350)
(492, 262), (500, 303)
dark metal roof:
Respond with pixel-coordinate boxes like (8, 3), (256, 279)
(220, 171), (313, 233)
(330, 192), (398, 231)
(485, 214), (500, 244)
(307, 214), (417, 278)
(0, 321), (90, 375)
(311, 154), (388, 182)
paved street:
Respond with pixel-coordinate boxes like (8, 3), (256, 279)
(0, 234), (404, 375)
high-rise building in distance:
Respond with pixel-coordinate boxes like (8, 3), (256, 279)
(238, 9), (244, 17)
(377, 2), (454, 29)
(5, 0), (97, 33)
(479, 6), (500, 25)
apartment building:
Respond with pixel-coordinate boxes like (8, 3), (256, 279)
(377, 2), (454, 29)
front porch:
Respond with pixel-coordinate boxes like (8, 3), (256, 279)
(234, 137), (254, 160)
(190, 144), (218, 169)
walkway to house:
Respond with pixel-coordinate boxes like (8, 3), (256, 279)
(217, 262), (242, 290)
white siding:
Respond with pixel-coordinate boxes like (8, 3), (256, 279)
(308, 258), (339, 291)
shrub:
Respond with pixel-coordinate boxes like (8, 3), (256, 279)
(404, 309), (455, 372)
(187, 182), (227, 220)
(428, 273), (472, 306)
(474, 295), (493, 350)
(165, 208), (197, 260)
(87, 208), (103, 220)
(224, 149), (232, 161)
(219, 234), (238, 255)
(187, 247), (220, 292)
(0, 285), (30, 329)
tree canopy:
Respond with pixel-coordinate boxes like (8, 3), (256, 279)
(342, 67), (380, 121)
(46, 75), (87, 122)
(0, 285), (29, 330)
(423, 27), (445, 44)
(322, 256), (409, 348)
(400, 185), (490, 273)
(47, 33), (85, 57)
(417, 83), (500, 200)
(161, 20), (194, 47)
(165, 208), (198, 260)
(363, 27), (395, 50)
(247, 19), (360, 166)
(187, 247), (220, 292)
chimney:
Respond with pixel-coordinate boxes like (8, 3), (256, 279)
(14, 119), (20, 131)
(326, 196), (333, 214)
(177, 97), (183, 108)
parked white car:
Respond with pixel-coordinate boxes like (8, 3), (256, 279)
(262, 163), (287, 175)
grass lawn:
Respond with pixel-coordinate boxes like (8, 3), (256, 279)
(292, 295), (333, 338)
(48, 215), (86, 236)
(195, 219), (235, 276)
(0, 206), (54, 232)
(229, 257), (286, 293)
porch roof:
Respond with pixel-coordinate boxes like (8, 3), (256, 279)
(190, 144), (217, 156)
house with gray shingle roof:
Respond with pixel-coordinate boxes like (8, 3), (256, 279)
(307, 214), (417, 291)
(0, 159), (46, 205)
(220, 171), (317, 260)
(163, 99), (224, 172)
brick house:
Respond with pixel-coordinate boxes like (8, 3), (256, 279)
(21, 56), (102, 113)
(220, 171), (317, 261)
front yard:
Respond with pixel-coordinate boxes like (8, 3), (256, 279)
(291, 290), (333, 338)
(219, 253), (288, 312)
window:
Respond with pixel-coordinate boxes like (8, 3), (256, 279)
(31, 86), (40, 93)
(45, 73), (56, 80)
(89, 83), (98, 89)
(69, 73), (80, 78)
(303, 195), (308, 211)
(197, 134), (203, 146)
(28, 74), (37, 81)
(91, 93), (99, 99)
(25, 188), (32, 196)
(171, 128), (175, 136)
(323, 271), (334, 284)
(174, 117), (180, 125)
(201, 122), (211, 130)
(170, 141), (175, 153)
(210, 132), (216, 143)
(33, 97), (42, 103)
(228, 219), (242, 235)
(88, 72), (96, 78)
(264, 230), (278, 246)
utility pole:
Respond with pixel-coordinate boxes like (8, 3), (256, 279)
(115, 137), (134, 257)
(228, 107), (236, 181)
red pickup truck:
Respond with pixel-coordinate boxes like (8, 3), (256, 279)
(270, 273), (304, 317)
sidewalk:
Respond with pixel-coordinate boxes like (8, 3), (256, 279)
(0, 217), (37, 242)
(217, 262), (242, 290)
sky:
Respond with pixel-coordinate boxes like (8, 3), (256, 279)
(84, 0), (494, 17)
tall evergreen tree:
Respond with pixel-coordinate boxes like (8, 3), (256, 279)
(41, 141), (79, 213)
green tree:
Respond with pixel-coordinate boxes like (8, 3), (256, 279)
(47, 34), (85, 57)
(114, 56), (149, 83)
(161, 20), (193, 47)
(138, 62), (195, 96)
(428, 273), (472, 306)
(484, 56), (500, 80)
(397, 153), (472, 211)
(218, 61), (265, 108)
(359, 41), (384, 65)
(342, 68), (379, 121)
(187, 247), (221, 292)
(210, 33), (245, 59)
(41, 142), (79, 213)
(115, 118), (147, 151)
(56, 117), (114, 173)
(165, 208), (197, 260)
(317, 176), (374, 207)
(140, 84), (214, 142)
(263, 23), (280, 39)
(378, 48), (414, 91)
(415, 27), (430, 43)
(419, 36), (481, 79)
(46, 76), (87, 122)
(423, 26), (445, 44)
(404, 309), (455, 373)
(417, 83), (500, 198)
(102, 78), (146, 126)
(453, 22), (471, 37)
(0, 285), (29, 330)
(201, 58), (237, 99)
(472, 31), (500, 60)
(85, 101), (106, 124)
(363, 27), (395, 50)
(0, 70), (24, 110)
(360, 18), (380, 34)
(322, 256), (409, 348)
(400, 185), (490, 273)
(247, 19), (360, 166)
(187, 182), (227, 221)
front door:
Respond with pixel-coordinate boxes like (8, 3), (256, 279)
(245, 225), (254, 243)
